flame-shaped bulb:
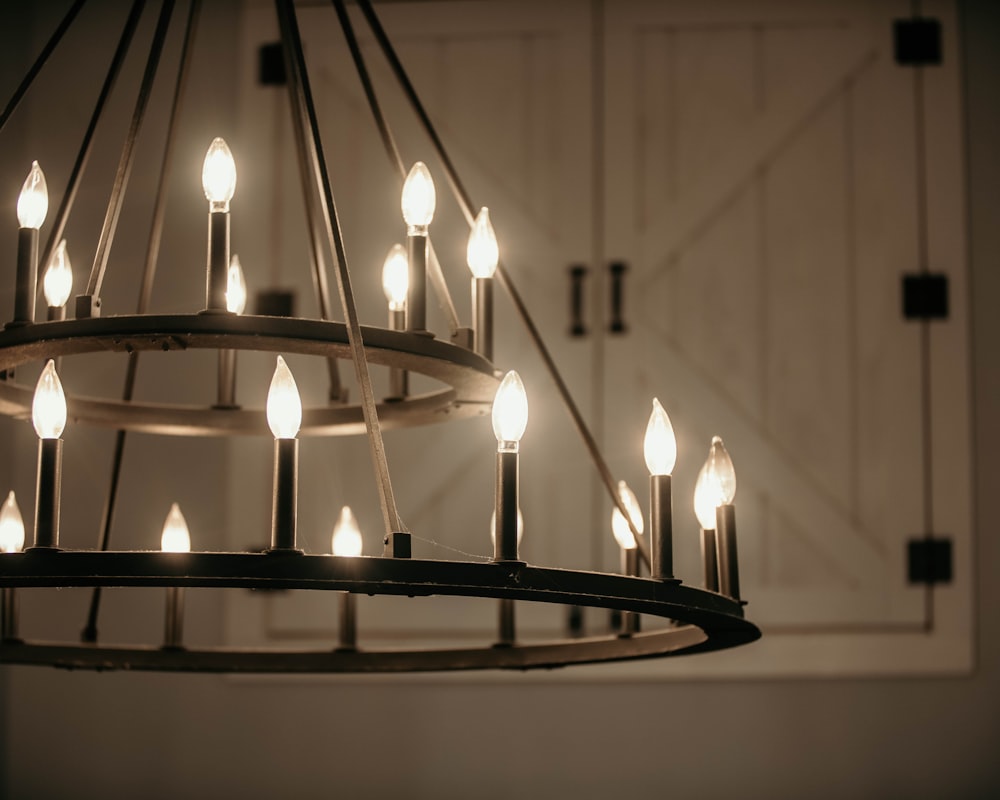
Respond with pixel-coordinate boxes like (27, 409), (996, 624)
(693, 462), (718, 530)
(43, 239), (73, 308)
(226, 254), (247, 314)
(266, 356), (301, 439)
(0, 492), (25, 553)
(705, 436), (737, 504)
(331, 506), (363, 557)
(381, 244), (409, 311)
(401, 161), (435, 229)
(611, 480), (644, 550)
(643, 397), (677, 476)
(17, 160), (48, 229)
(32, 360), (66, 439)
(160, 502), (191, 553)
(491, 370), (528, 446)
(202, 137), (237, 211)
(467, 207), (499, 279)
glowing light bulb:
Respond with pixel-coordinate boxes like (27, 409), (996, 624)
(32, 360), (66, 439)
(17, 160), (48, 229)
(491, 370), (528, 446)
(705, 436), (737, 504)
(490, 507), (524, 547)
(160, 503), (191, 553)
(202, 137), (237, 211)
(266, 356), (302, 439)
(0, 491), (25, 553)
(226, 254), (247, 314)
(331, 506), (363, 557)
(401, 161), (435, 228)
(611, 480), (644, 550)
(467, 207), (499, 279)
(43, 239), (73, 308)
(381, 244), (409, 311)
(693, 462), (718, 530)
(643, 397), (677, 476)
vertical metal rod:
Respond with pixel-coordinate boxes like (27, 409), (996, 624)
(330, 0), (460, 335)
(619, 547), (640, 634)
(10, 228), (38, 326)
(497, 598), (515, 645)
(0, 0), (88, 134)
(472, 277), (494, 361)
(275, 0), (403, 537)
(38, 0), (145, 282)
(356, 0), (650, 568)
(406, 232), (428, 332)
(494, 450), (519, 561)
(387, 308), (408, 399)
(162, 586), (185, 648)
(204, 211), (230, 311)
(1, 588), (19, 642)
(270, 439), (299, 551)
(701, 528), (719, 592)
(32, 439), (62, 549)
(82, 0), (202, 644)
(715, 504), (740, 601)
(216, 348), (237, 407)
(85, 0), (177, 300)
(338, 593), (357, 650)
(649, 474), (673, 580)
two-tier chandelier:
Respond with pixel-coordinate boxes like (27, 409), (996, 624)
(0, 0), (759, 673)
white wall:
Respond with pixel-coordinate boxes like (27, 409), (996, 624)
(1, 1), (998, 797)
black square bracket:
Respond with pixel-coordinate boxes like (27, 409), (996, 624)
(907, 537), (953, 585)
(902, 273), (949, 320)
(894, 18), (942, 66)
(258, 42), (287, 86)
(255, 288), (296, 317)
(383, 531), (411, 559)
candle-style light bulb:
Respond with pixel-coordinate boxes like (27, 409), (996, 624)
(401, 161), (435, 229)
(43, 239), (73, 309)
(0, 492), (25, 553)
(490, 507), (524, 547)
(17, 161), (48, 229)
(492, 370), (528, 447)
(706, 436), (737, 504)
(332, 505), (363, 557)
(467, 207), (499, 279)
(160, 502), (191, 553)
(32, 360), (66, 439)
(693, 462), (718, 530)
(643, 398), (676, 476)
(226, 254), (247, 314)
(611, 480), (644, 550)
(266, 355), (302, 440)
(202, 137), (237, 212)
(381, 244), (409, 311)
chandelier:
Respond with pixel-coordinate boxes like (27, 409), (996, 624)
(0, 0), (759, 673)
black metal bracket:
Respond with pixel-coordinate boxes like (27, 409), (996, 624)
(894, 18), (942, 66)
(608, 261), (628, 334)
(568, 264), (588, 337)
(258, 42), (287, 86)
(902, 273), (948, 320)
(383, 531), (411, 558)
(907, 537), (952, 585)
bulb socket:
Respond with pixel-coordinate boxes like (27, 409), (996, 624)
(649, 474), (673, 580)
(270, 438), (299, 551)
(715, 504), (740, 601)
(494, 450), (519, 561)
(205, 211), (231, 313)
(406, 232), (427, 332)
(8, 228), (38, 327)
(31, 438), (62, 549)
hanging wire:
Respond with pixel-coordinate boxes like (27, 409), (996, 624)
(85, 0), (177, 299)
(82, 0), (202, 643)
(0, 0), (88, 134)
(353, 0), (652, 567)
(329, 0), (461, 337)
(37, 0), (146, 291)
(275, 0), (404, 537)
